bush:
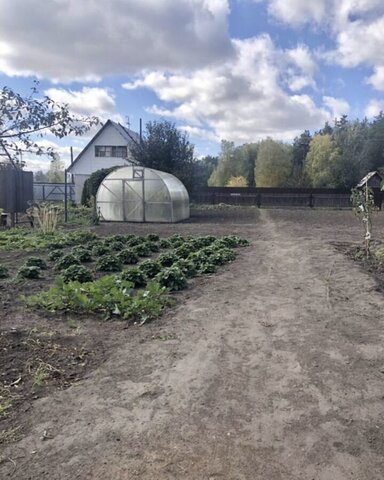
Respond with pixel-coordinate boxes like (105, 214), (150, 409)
(146, 241), (160, 252)
(109, 240), (125, 252)
(120, 268), (147, 288)
(146, 234), (160, 242)
(174, 244), (192, 259)
(55, 254), (81, 271)
(168, 234), (185, 248)
(139, 259), (162, 278)
(131, 243), (152, 257)
(0, 264), (9, 279)
(25, 257), (47, 269)
(18, 265), (41, 279)
(74, 247), (93, 263)
(173, 259), (197, 278)
(117, 248), (139, 265)
(220, 235), (250, 247)
(48, 249), (64, 262)
(61, 265), (93, 283)
(156, 266), (187, 291)
(95, 255), (122, 272)
(159, 238), (172, 249)
(126, 236), (145, 247)
(158, 252), (178, 267)
(92, 243), (111, 256)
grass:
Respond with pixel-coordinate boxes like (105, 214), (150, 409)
(0, 426), (21, 445)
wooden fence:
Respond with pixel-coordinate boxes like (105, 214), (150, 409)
(191, 187), (383, 209)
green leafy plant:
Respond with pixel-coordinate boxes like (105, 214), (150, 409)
(168, 234), (185, 248)
(158, 252), (178, 267)
(55, 254), (81, 271)
(117, 248), (139, 265)
(48, 249), (64, 262)
(146, 234), (160, 242)
(61, 265), (93, 283)
(126, 236), (145, 247)
(17, 265), (42, 279)
(92, 243), (111, 256)
(0, 264), (9, 279)
(138, 259), (162, 278)
(159, 238), (172, 249)
(74, 247), (93, 263)
(351, 186), (378, 257)
(95, 254), (122, 272)
(109, 240), (125, 252)
(120, 268), (147, 288)
(132, 243), (152, 257)
(146, 241), (160, 252)
(156, 266), (187, 291)
(173, 259), (197, 278)
(25, 257), (48, 269)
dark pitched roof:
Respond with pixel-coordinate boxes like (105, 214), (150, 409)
(357, 171), (383, 187)
(67, 119), (140, 173)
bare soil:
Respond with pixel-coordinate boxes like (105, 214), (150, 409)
(2, 207), (384, 479)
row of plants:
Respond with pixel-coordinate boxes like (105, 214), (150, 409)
(22, 233), (249, 323)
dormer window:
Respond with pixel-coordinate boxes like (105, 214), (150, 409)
(95, 146), (127, 158)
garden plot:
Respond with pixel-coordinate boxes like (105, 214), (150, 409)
(2, 207), (384, 479)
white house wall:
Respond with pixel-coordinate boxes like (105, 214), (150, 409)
(69, 125), (133, 175)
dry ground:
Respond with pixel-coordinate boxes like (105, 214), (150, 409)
(1, 207), (384, 479)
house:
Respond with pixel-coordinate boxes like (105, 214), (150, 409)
(67, 119), (140, 203)
(357, 171), (383, 189)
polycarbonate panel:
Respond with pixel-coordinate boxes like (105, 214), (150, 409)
(96, 166), (189, 222)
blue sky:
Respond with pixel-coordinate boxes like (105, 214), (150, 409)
(1, 0), (384, 171)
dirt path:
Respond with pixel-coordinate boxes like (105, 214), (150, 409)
(2, 210), (384, 479)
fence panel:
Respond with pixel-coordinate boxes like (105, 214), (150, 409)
(33, 183), (75, 202)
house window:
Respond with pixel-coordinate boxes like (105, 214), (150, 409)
(95, 146), (128, 158)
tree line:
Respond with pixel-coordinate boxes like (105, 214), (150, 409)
(205, 115), (384, 189)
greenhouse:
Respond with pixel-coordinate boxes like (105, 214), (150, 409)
(96, 166), (190, 223)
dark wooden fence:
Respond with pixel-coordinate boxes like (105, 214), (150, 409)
(191, 187), (384, 209)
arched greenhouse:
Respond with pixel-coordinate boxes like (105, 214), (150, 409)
(96, 166), (190, 222)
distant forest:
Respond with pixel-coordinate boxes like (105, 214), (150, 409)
(200, 114), (384, 189)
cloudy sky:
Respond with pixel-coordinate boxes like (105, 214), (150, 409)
(1, 0), (384, 170)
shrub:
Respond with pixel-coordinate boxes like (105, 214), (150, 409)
(174, 244), (192, 259)
(17, 265), (41, 279)
(95, 255), (122, 272)
(120, 268), (147, 288)
(146, 234), (160, 242)
(74, 247), (93, 263)
(158, 252), (178, 267)
(131, 243), (151, 257)
(61, 265), (93, 283)
(92, 243), (111, 256)
(220, 235), (250, 247)
(117, 248), (139, 264)
(138, 259), (162, 278)
(48, 249), (64, 262)
(66, 230), (98, 245)
(126, 236), (145, 247)
(168, 234), (185, 248)
(25, 257), (47, 269)
(109, 240), (125, 252)
(156, 266), (187, 291)
(198, 262), (217, 274)
(0, 264), (9, 279)
(173, 259), (197, 278)
(146, 241), (160, 252)
(55, 254), (81, 271)
(159, 238), (172, 249)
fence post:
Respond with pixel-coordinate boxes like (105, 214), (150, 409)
(257, 192), (261, 208)
(309, 193), (314, 208)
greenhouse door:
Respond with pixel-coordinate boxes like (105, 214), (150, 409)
(122, 168), (145, 222)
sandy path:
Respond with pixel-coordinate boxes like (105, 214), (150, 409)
(2, 210), (384, 479)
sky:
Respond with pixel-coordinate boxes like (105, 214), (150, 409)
(1, 0), (384, 171)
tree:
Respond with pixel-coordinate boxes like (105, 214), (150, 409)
(255, 138), (293, 187)
(47, 155), (65, 183)
(304, 134), (341, 187)
(130, 120), (195, 192)
(0, 82), (99, 168)
(226, 176), (248, 187)
(34, 170), (48, 182)
(192, 155), (219, 188)
(208, 141), (258, 186)
(291, 130), (312, 185)
(81, 166), (118, 205)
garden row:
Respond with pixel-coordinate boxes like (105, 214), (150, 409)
(0, 229), (249, 323)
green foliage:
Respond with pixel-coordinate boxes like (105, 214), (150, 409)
(73, 247), (92, 263)
(117, 248), (139, 265)
(95, 255), (122, 272)
(219, 235), (250, 248)
(25, 276), (170, 323)
(158, 252), (178, 267)
(17, 265), (41, 279)
(159, 238), (172, 249)
(255, 138), (293, 187)
(351, 186), (378, 256)
(0, 264), (9, 279)
(168, 234), (185, 248)
(131, 243), (152, 257)
(55, 254), (81, 271)
(120, 268), (147, 288)
(81, 167), (118, 205)
(173, 259), (197, 277)
(146, 234), (160, 242)
(48, 250), (64, 262)
(25, 257), (47, 269)
(130, 119), (195, 192)
(61, 265), (93, 283)
(226, 175), (248, 187)
(109, 240), (125, 251)
(146, 241), (160, 252)
(138, 259), (162, 278)
(304, 134), (340, 187)
(92, 243), (111, 256)
(156, 266), (187, 291)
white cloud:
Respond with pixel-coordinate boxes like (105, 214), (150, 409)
(267, 0), (329, 26)
(364, 98), (384, 117)
(323, 96), (350, 118)
(366, 66), (384, 91)
(23, 139), (83, 172)
(124, 36), (330, 144)
(0, 0), (233, 82)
